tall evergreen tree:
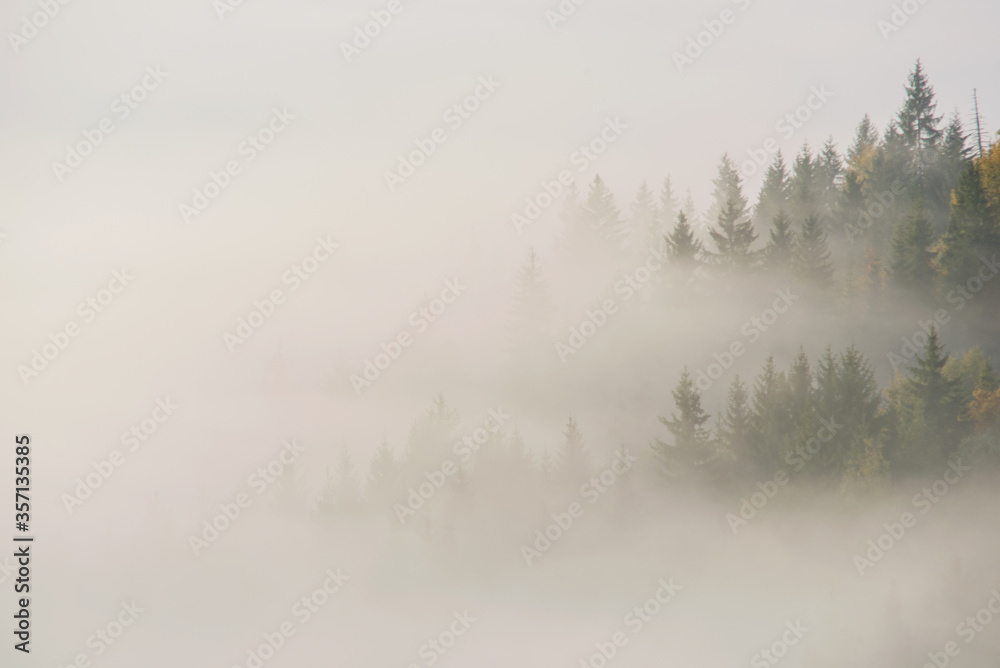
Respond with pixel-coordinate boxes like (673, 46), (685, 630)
(709, 195), (759, 271)
(630, 180), (659, 254)
(790, 143), (819, 222)
(938, 162), (1000, 285)
(763, 210), (795, 273)
(905, 326), (966, 462)
(652, 368), (715, 479)
(658, 176), (679, 236)
(793, 215), (834, 286)
(708, 154), (749, 225)
(755, 151), (792, 233)
(584, 174), (625, 247)
(716, 375), (752, 467)
(665, 211), (703, 264)
(748, 357), (790, 472)
(890, 205), (935, 291)
(558, 416), (591, 484)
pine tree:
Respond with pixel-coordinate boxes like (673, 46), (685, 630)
(748, 357), (790, 472)
(630, 180), (659, 254)
(658, 176), (679, 237)
(708, 154), (749, 225)
(557, 416), (591, 484)
(790, 143), (818, 222)
(816, 138), (843, 222)
(509, 247), (552, 346)
(793, 215), (834, 286)
(763, 210), (795, 273)
(938, 162), (999, 285)
(890, 205), (935, 291)
(717, 376), (752, 464)
(905, 326), (966, 462)
(755, 151), (791, 233)
(665, 211), (703, 264)
(652, 368), (714, 478)
(897, 59), (943, 171)
(366, 436), (399, 507)
(709, 195), (759, 271)
(584, 174), (625, 247)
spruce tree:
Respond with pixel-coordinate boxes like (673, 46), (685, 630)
(755, 151), (791, 233)
(709, 195), (759, 271)
(630, 180), (659, 254)
(665, 211), (703, 264)
(763, 210), (795, 273)
(791, 143), (818, 222)
(716, 375), (752, 467)
(938, 162), (999, 285)
(748, 357), (789, 472)
(558, 416), (591, 484)
(584, 174), (625, 247)
(652, 368), (714, 478)
(793, 215), (834, 286)
(890, 205), (935, 291)
(906, 326), (965, 462)
(708, 154), (749, 225)
(658, 176), (679, 236)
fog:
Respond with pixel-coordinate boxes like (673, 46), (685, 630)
(3, 0), (1000, 665)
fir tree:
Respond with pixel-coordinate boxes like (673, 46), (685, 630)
(903, 326), (966, 463)
(665, 211), (703, 264)
(790, 143), (818, 221)
(509, 247), (552, 344)
(793, 215), (834, 286)
(755, 151), (791, 233)
(748, 357), (790, 472)
(890, 205), (935, 291)
(630, 180), (659, 254)
(763, 210), (795, 273)
(708, 195), (759, 271)
(716, 375), (752, 462)
(652, 368), (714, 478)
(708, 154), (749, 225)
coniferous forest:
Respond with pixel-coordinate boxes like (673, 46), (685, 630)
(11, 3), (1000, 665)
